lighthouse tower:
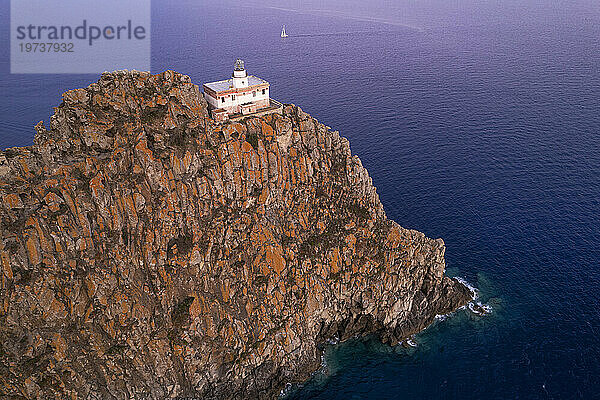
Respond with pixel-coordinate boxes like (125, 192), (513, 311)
(232, 59), (248, 88)
(203, 58), (282, 123)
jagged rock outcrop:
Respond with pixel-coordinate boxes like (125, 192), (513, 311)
(0, 70), (471, 399)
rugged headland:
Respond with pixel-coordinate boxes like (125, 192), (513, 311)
(0, 71), (471, 399)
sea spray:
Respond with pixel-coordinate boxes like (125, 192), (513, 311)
(454, 277), (492, 316)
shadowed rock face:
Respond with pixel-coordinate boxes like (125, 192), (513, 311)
(0, 70), (471, 399)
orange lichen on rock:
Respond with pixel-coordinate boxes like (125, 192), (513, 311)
(265, 245), (286, 275)
(0, 70), (470, 400)
(3, 193), (21, 208)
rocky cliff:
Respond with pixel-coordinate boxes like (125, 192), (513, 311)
(0, 70), (471, 399)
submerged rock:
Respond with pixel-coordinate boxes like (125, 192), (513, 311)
(0, 70), (471, 399)
(469, 302), (492, 316)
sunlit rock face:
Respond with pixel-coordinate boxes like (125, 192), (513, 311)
(0, 70), (471, 399)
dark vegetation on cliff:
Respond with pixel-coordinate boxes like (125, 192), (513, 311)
(0, 70), (471, 399)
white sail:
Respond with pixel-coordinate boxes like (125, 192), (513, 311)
(281, 25), (288, 38)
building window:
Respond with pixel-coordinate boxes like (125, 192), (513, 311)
(232, 95), (236, 100)
(262, 89), (266, 95)
(253, 91), (256, 97)
(221, 97), (225, 103)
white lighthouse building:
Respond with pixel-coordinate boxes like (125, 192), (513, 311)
(203, 59), (281, 123)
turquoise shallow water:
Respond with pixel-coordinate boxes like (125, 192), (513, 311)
(1, 1), (600, 398)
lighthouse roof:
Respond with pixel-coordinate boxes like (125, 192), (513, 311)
(203, 75), (269, 93)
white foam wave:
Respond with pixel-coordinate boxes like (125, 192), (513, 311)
(326, 336), (340, 345)
(455, 276), (493, 316)
(319, 352), (327, 371)
(454, 276), (479, 300)
(279, 382), (293, 397)
(468, 301), (493, 316)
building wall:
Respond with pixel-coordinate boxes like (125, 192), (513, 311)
(204, 86), (270, 115)
(212, 109), (228, 122)
(228, 99), (283, 122)
(204, 92), (221, 109)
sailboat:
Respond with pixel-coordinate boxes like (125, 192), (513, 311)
(281, 25), (289, 38)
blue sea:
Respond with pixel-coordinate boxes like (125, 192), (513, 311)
(1, 1), (600, 398)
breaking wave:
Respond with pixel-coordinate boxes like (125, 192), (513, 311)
(454, 276), (493, 316)
(405, 336), (418, 347)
